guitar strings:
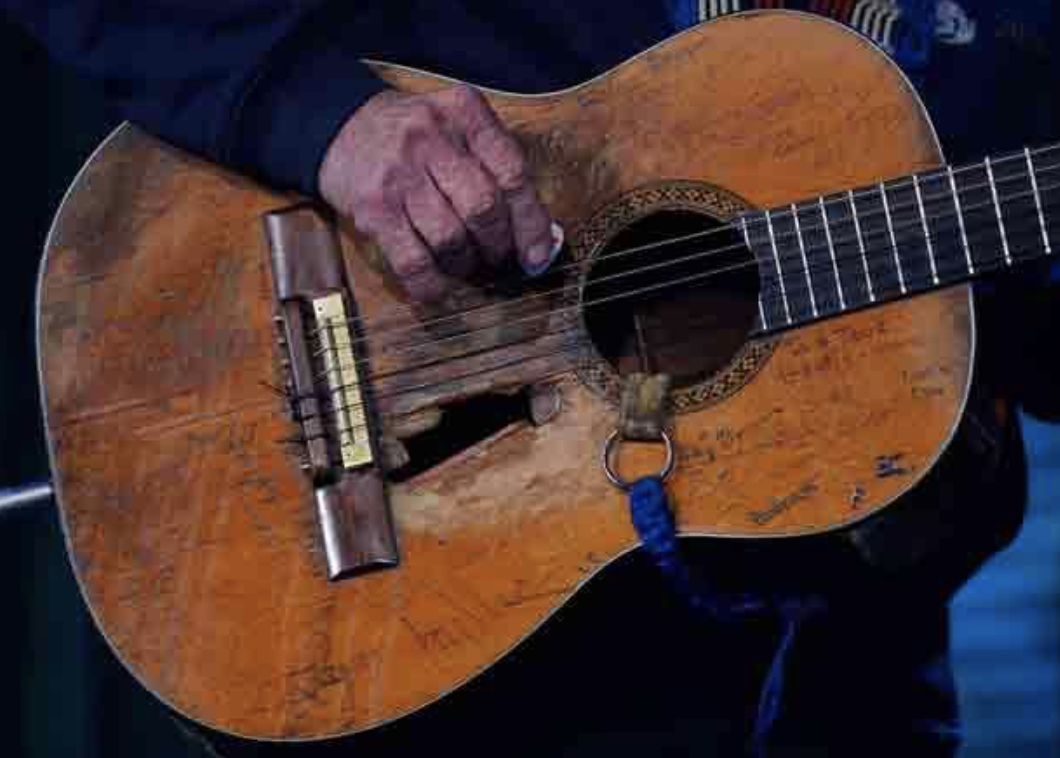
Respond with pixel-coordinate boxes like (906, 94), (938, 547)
(314, 143), (1060, 347)
(298, 218), (1054, 453)
(313, 183), (1060, 406)
(306, 163), (1060, 388)
(319, 143), (1060, 340)
(294, 193), (1059, 440)
(301, 218), (1049, 453)
(307, 146), (1060, 383)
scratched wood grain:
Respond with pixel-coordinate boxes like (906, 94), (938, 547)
(38, 12), (971, 740)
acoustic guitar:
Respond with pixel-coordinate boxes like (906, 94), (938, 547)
(37, 10), (1057, 740)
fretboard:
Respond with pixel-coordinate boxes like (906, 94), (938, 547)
(740, 143), (1060, 335)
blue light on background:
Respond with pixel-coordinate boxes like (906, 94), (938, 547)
(953, 414), (1060, 756)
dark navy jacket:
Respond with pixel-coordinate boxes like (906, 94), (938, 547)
(3, 1), (673, 194)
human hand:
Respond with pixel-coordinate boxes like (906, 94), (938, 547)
(318, 84), (558, 302)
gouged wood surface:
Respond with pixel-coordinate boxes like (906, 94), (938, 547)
(39, 13), (971, 740)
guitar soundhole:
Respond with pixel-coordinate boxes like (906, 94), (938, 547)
(583, 209), (760, 388)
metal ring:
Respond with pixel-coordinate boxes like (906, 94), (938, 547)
(602, 429), (675, 491)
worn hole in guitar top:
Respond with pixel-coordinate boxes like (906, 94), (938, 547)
(583, 210), (760, 387)
(388, 392), (529, 483)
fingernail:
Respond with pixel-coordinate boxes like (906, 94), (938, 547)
(522, 221), (565, 277)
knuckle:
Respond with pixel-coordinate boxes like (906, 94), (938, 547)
(389, 250), (433, 279)
(451, 83), (486, 109)
(405, 102), (438, 126)
(434, 223), (467, 253)
(494, 151), (529, 191)
(398, 103), (440, 142)
(471, 124), (529, 190)
(464, 190), (502, 226)
(379, 168), (414, 205)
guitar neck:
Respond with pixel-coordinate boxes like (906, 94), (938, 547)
(742, 143), (1060, 335)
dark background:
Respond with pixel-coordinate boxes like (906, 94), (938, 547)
(0, 17), (194, 758)
(3, 16), (1060, 758)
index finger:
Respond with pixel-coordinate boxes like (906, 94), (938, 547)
(441, 87), (555, 273)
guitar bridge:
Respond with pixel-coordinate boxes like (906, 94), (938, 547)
(264, 204), (398, 581)
(312, 292), (373, 470)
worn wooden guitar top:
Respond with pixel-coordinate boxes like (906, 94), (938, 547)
(38, 12), (973, 740)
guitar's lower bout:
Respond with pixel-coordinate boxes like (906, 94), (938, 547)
(38, 12), (970, 741)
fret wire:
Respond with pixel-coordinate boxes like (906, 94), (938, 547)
(780, 191), (1058, 316)
(983, 157), (1013, 266)
(806, 208), (1056, 307)
(764, 209), (793, 325)
(763, 204), (1055, 324)
(847, 190), (875, 302)
(911, 174), (940, 285)
(740, 217), (771, 331)
(730, 144), (1060, 237)
(791, 203), (818, 318)
(947, 165), (975, 274)
(775, 207), (1058, 331)
(818, 197), (846, 310)
(1026, 148), (1053, 256)
(879, 181), (907, 294)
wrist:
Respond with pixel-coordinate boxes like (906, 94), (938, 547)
(318, 88), (401, 205)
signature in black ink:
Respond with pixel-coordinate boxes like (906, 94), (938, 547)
(748, 480), (819, 526)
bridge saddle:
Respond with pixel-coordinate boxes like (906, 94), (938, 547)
(312, 292), (373, 470)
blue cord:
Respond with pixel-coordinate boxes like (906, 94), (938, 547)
(627, 476), (825, 755)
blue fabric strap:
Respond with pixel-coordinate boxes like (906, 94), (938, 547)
(627, 476), (825, 756)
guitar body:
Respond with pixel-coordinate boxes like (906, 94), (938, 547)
(38, 12), (971, 740)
